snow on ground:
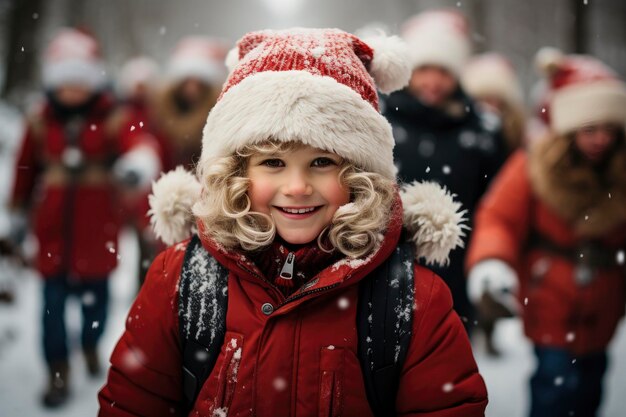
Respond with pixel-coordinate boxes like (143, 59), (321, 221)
(0, 229), (625, 416)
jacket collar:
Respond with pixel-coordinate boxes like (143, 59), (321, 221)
(386, 87), (476, 129)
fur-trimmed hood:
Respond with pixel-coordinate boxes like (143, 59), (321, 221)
(528, 132), (626, 237)
(149, 168), (468, 266)
(149, 82), (220, 152)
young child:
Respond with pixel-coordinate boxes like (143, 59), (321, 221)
(467, 50), (626, 417)
(98, 28), (487, 417)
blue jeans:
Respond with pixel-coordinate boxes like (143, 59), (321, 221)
(529, 346), (607, 417)
(42, 276), (109, 364)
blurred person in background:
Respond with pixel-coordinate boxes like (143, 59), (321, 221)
(384, 9), (507, 334)
(461, 52), (527, 355)
(466, 49), (626, 417)
(115, 56), (164, 285)
(0, 101), (25, 304)
(0, 28), (161, 408)
(462, 52), (527, 155)
(149, 36), (228, 171)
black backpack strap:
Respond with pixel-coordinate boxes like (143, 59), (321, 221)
(178, 234), (229, 411)
(357, 241), (415, 417)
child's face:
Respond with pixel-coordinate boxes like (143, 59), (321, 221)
(247, 145), (350, 245)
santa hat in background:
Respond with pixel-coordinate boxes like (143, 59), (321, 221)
(117, 56), (159, 98)
(535, 47), (626, 135)
(461, 53), (524, 107)
(42, 28), (107, 90)
(166, 36), (229, 85)
(401, 9), (471, 77)
(201, 27), (411, 181)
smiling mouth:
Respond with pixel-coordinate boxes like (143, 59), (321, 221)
(276, 206), (321, 214)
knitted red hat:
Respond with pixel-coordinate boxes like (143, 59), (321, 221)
(401, 9), (471, 76)
(200, 28), (411, 180)
(42, 28), (106, 90)
(166, 36), (229, 85)
(535, 47), (626, 134)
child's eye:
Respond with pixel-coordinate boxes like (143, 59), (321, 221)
(261, 158), (284, 168)
(311, 157), (336, 167)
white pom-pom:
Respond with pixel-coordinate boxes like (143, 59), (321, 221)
(363, 35), (412, 94)
(400, 181), (468, 266)
(148, 167), (201, 245)
(225, 46), (240, 73)
(534, 47), (564, 76)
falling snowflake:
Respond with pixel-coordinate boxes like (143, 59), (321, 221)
(442, 382), (454, 393)
(82, 291), (96, 306)
(337, 297), (349, 310)
(273, 377), (288, 392)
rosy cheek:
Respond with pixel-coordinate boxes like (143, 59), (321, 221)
(248, 180), (275, 213)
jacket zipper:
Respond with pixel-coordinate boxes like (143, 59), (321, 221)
(237, 256), (343, 310)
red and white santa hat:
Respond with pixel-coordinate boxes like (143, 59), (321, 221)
(199, 28), (411, 180)
(42, 28), (107, 90)
(401, 9), (471, 77)
(535, 47), (626, 135)
(461, 53), (523, 107)
(117, 56), (159, 98)
(166, 37), (229, 85)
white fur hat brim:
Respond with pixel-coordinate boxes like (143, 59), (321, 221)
(200, 70), (396, 180)
(42, 58), (107, 90)
(167, 58), (227, 85)
(404, 30), (470, 76)
(551, 80), (626, 134)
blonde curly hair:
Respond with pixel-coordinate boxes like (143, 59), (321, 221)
(193, 140), (396, 258)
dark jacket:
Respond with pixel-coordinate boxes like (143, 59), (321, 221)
(383, 88), (506, 321)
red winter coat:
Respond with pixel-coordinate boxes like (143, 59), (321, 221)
(11, 94), (155, 279)
(466, 148), (626, 355)
(99, 203), (487, 416)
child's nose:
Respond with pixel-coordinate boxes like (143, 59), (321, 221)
(283, 171), (313, 196)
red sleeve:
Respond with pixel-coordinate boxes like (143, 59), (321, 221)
(98, 249), (185, 417)
(114, 109), (161, 156)
(395, 267), (488, 416)
(465, 150), (532, 271)
(11, 125), (41, 209)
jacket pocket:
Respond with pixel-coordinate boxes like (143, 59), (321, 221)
(319, 346), (344, 417)
(212, 332), (244, 416)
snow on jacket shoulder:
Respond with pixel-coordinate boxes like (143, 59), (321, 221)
(99, 233), (486, 417)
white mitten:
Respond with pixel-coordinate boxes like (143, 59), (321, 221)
(113, 144), (161, 190)
(468, 259), (520, 314)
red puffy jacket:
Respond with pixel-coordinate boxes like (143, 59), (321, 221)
(98, 202), (487, 417)
(467, 150), (626, 355)
(11, 94), (158, 279)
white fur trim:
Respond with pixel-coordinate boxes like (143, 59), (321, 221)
(403, 29), (470, 76)
(225, 47), (240, 74)
(400, 181), (468, 266)
(551, 80), (626, 134)
(534, 47), (565, 76)
(201, 70), (396, 180)
(42, 58), (106, 90)
(148, 167), (201, 245)
(363, 35), (411, 94)
(167, 57), (227, 85)
(461, 58), (523, 106)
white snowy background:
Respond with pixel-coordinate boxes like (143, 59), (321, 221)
(0, 227), (625, 416)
